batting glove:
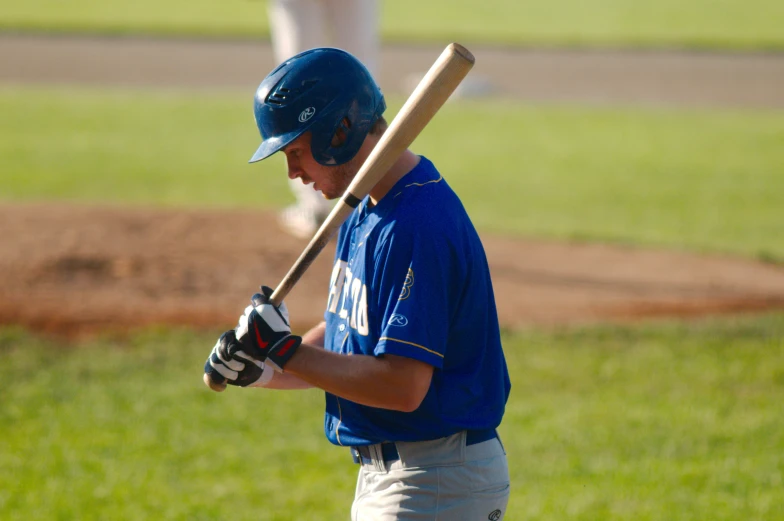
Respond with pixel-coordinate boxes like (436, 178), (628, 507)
(235, 286), (302, 373)
(204, 330), (274, 388)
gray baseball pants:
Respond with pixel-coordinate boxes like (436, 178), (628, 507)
(350, 431), (510, 520)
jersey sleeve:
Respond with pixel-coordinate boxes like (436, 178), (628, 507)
(371, 226), (456, 369)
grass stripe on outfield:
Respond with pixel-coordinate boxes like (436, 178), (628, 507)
(385, 0), (784, 50)
(1, 314), (783, 519)
(1, 87), (782, 260)
(1, 0), (783, 50)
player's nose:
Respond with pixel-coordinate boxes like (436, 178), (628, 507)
(286, 160), (303, 180)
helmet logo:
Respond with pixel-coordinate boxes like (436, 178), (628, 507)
(299, 107), (316, 123)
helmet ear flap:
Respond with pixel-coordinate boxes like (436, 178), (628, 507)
(308, 106), (346, 165)
(331, 117), (352, 148)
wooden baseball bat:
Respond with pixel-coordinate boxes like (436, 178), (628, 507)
(205, 43), (475, 392)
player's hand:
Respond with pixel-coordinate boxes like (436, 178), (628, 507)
(203, 330), (274, 388)
(235, 286), (302, 372)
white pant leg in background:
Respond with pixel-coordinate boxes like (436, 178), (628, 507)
(267, 0), (381, 216)
(324, 0), (380, 76)
(268, 0), (327, 64)
(268, 0), (380, 71)
(267, 0), (332, 215)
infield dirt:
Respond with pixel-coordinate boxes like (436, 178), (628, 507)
(2, 203), (783, 338)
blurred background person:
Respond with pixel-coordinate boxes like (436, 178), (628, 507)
(267, 0), (380, 238)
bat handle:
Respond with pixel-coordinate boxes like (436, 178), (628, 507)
(204, 372), (227, 392)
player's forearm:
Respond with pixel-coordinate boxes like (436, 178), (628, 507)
(301, 320), (326, 346)
(261, 321), (326, 390)
(284, 344), (431, 412)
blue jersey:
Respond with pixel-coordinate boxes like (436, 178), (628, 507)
(323, 156), (511, 446)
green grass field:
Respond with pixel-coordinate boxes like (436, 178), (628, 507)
(2, 314), (783, 520)
(2, 3), (783, 515)
(1, 0), (783, 49)
(1, 87), (782, 260)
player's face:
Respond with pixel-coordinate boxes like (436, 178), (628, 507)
(283, 133), (358, 200)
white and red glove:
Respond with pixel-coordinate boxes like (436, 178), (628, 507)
(234, 286), (303, 373)
(204, 330), (274, 388)
(204, 286), (302, 389)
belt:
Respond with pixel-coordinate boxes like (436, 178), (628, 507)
(351, 428), (497, 465)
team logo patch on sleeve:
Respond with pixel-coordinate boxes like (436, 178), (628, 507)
(398, 268), (414, 300)
(388, 314), (408, 327)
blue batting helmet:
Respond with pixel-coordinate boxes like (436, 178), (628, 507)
(249, 48), (386, 166)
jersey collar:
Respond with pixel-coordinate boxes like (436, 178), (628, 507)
(360, 155), (438, 218)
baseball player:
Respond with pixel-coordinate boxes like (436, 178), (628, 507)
(267, 0), (380, 238)
(204, 48), (511, 520)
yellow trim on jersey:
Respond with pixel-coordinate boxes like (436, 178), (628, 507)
(378, 337), (444, 358)
(392, 175), (444, 199)
(404, 175), (443, 189)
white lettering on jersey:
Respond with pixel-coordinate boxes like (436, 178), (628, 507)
(349, 277), (362, 329)
(328, 259), (369, 336)
(327, 260), (347, 314)
(356, 285), (369, 335)
(339, 267), (352, 320)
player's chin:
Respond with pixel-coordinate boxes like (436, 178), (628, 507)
(317, 185), (339, 200)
